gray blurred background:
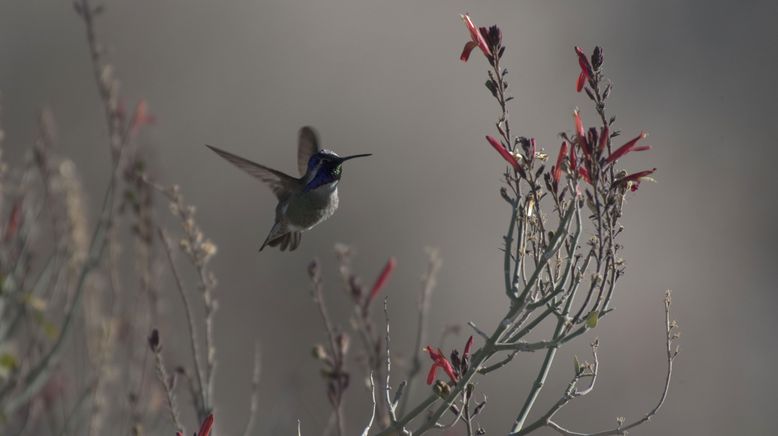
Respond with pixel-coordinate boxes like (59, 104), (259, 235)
(2, 0), (777, 434)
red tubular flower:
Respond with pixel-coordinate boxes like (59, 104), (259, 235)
(569, 142), (578, 171)
(197, 414), (215, 436)
(617, 168), (657, 191)
(606, 132), (649, 163)
(578, 166), (592, 184)
(552, 141), (568, 184)
(486, 135), (522, 174)
(574, 110), (585, 139)
(367, 257), (396, 305)
(425, 346), (458, 384)
(460, 14), (492, 62)
(575, 46), (593, 92)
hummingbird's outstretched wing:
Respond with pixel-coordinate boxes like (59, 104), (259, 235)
(205, 144), (300, 199)
(297, 126), (321, 177)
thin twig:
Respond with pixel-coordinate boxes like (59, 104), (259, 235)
(149, 330), (185, 434)
(360, 373), (377, 436)
(241, 343), (262, 436)
(158, 227), (206, 414)
(399, 248), (441, 416)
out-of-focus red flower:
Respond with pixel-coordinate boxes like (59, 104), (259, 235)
(606, 132), (649, 164)
(578, 166), (592, 184)
(425, 346), (458, 385)
(177, 414), (214, 436)
(460, 14), (492, 62)
(617, 168), (657, 191)
(575, 46), (593, 92)
(198, 414), (214, 436)
(486, 135), (522, 175)
(569, 142), (578, 171)
(129, 99), (156, 136)
(367, 257), (396, 306)
(4, 200), (22, 242)
(553, 141), (568, 184)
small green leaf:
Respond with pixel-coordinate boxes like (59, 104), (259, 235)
(41, 321), (59, 340)
(0, 353), (17, 371)
(585, 311), (599, 329)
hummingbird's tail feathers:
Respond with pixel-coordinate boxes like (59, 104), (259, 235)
(205, 144), (300, 199)
(289, 231), (302, 251)
(264, 231), (302, 252)
(259, 222), (301, 252)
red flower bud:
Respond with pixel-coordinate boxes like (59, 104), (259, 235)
(367, 257), (396, 306)
(486, 135), (522, 175)
(553, 142), (568, 184)
(463, 336), (474, 357)
(576, 71), (587, 93)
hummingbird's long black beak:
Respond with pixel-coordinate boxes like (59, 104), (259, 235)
(338, 153), (372, 162)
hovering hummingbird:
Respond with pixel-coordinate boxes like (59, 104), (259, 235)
(205, 126), (371, 252)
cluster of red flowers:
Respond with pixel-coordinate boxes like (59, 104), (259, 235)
(425, 336), (475, 385)
(551, 107), (655, 192)
(459, 15), (656, 193)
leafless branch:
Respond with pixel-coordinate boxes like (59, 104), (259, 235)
(241, 343), (262, 436)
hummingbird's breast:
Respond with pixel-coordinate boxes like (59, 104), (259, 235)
(284, 183), (339, 231)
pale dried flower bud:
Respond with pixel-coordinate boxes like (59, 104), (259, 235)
(201, 241), (217, 258)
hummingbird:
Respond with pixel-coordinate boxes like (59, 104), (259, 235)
(205, 126), (371, 252)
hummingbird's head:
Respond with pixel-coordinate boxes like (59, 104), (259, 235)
(303, 150), (371, 192)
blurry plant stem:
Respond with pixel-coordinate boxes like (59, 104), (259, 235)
(398, 249), (440, 417)
(158, 227), (207, 415)
(309, 260), (345, 436)
(240, 343), (262, 436)
(151, 340), (185, 434)
(0, 160), (121, 416)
